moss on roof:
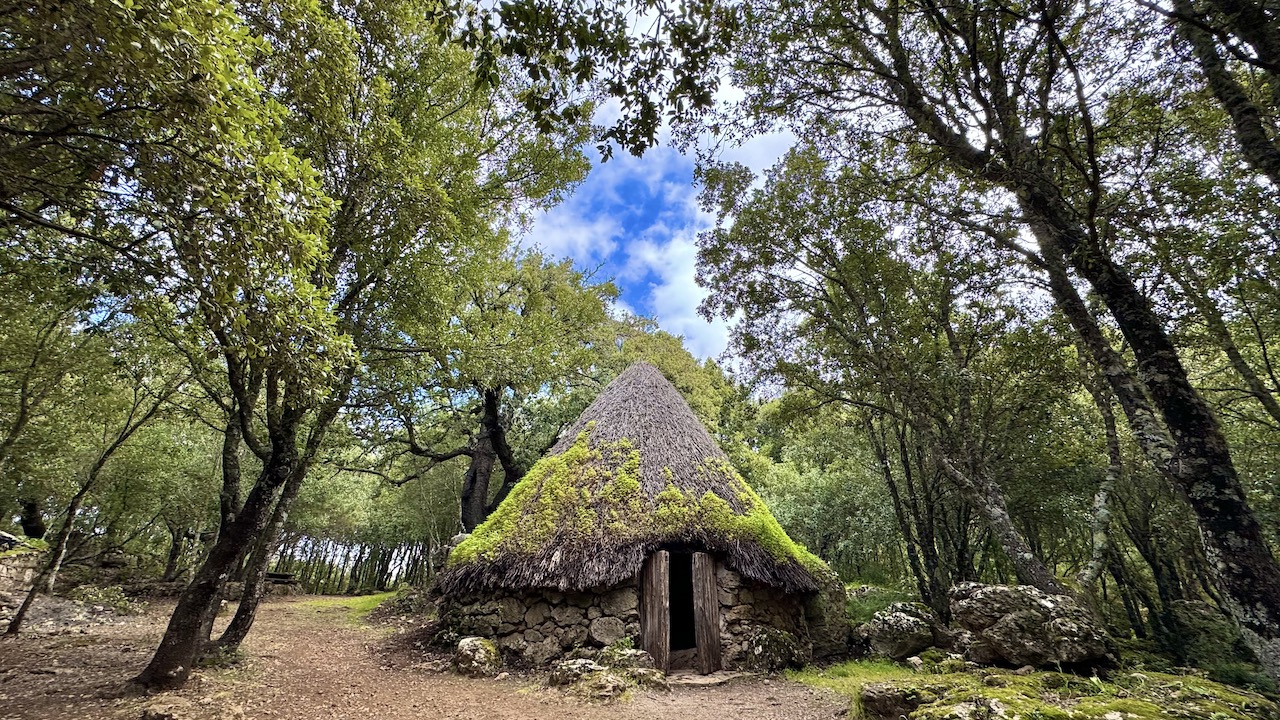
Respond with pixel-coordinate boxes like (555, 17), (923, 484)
(436, 363), (833, 595)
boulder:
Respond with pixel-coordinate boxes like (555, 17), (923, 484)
(589, 616), (626, 646)
(599, 646), (655, 669)
(550, 660), (668, 700)
(497, 596), (524, 624)
(557, 623), (588, 649)
(552, 603), (585, 625)
(949, 583), (1111, 669)
(549, 658), (606, 686)
(742, 626), (809, 670)
(859, 683), (937, 720)
(525, 602), (552, 626)
(625, 667), (669, 689)
(454, 636), (501, 677)
(866, 602), (938, 660)
(600, 588), (638, 617)
(571, 670), (630, 701)
(526, 636), (562, 665)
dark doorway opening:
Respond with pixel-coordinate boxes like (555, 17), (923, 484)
(668, 552), (696, 653)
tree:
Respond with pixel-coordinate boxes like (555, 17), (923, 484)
(5, 328), (187, 634)
(387, 252), (613, 530)
(133, 0), (591, 687)
(700, 145), (1076, 598)
(695, 0), (1280, 677)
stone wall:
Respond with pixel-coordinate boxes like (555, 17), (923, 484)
(441, 579), (642, 666)
(441, 560), (817, 671)
(0, 552), (41, 593)
(714, 563), (812, 668)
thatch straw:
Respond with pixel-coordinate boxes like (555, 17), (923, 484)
(434, 362), (830, 596)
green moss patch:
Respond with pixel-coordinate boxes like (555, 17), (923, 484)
(448, 428), (830, 578)
(789, 661), (1278, 720)
(0, 536), (48, 558)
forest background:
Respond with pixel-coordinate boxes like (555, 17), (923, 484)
(2, 0), (1279, 694)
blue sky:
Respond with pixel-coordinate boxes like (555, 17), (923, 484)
(521, 127), (794, 361)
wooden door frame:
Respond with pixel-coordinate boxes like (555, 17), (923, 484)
(640, 549), (722, 675)
(692, 551), (722, 673)
(640, 550), (670, 672)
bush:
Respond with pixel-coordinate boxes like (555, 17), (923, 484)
(66, 584), (145, 615)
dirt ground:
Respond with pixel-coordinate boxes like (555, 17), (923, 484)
(0, 596), (849, 720)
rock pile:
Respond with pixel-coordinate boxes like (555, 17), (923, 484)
(859, 583), (1113, 671)
(547, 648), (667, 700)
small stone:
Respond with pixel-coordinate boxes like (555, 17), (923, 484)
(525, 602), (552, 626)
(587, 606), (602, 620)
(1015, 665), (1035, 675)
(906, 655), (925, 672)
(552, 604), (585, 625)
(589, 616), (626, 646)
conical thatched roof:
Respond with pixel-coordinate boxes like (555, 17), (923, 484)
(435, 362), (831, 596)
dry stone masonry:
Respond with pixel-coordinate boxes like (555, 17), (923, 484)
(441, 560), (821, 671)
(441, 579), (643, 666)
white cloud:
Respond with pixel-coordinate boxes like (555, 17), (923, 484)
(629, 232), (729, 360)
(519, 205), (621, 265)
(521, 102), (759, 361)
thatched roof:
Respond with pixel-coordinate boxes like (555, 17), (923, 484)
(435, 362), (831, 596)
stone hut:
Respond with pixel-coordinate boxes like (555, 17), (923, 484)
(435, 362), (845, 673)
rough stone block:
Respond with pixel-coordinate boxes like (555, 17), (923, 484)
(589, 616), (626, 646)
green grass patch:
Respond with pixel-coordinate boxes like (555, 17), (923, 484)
(296, 591), (397, 624)
(788, 661), (1277, 720)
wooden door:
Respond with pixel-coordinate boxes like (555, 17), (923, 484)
(692, 552), (721, 673)
(641, 551), (670, 672)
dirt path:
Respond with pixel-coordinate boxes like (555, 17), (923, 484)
(0, 597), (848, 720)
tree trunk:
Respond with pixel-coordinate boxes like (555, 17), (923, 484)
(1171, 0), (1280, 186)
(162, 524), (186, 582)
(1077, 358), (1121, 590)
(216, 469), (304, 651)
(19, 499), (45, 540)
(935, 455), (1067, 595)
(5, 488), (88, 635)
(133, 452), (295, 690)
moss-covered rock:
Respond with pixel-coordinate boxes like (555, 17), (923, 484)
(866, 603), (938, 661)
(950, 583), (1112, 670)
(454, 636), (501, 677)
(743, 625), (808, 671)
(791, 660), (1279, 720)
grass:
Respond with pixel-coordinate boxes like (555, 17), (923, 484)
(788, 660), (1278, 720)
(296, 591), (397, 625)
